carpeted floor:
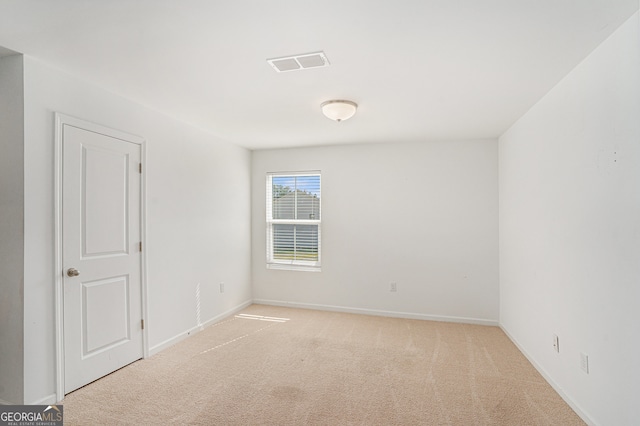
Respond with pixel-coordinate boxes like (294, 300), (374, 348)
(62, 304), (585, 425)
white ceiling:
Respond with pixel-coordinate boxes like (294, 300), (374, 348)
(0, 45), (16, 57)
(0, 1), (637, 150)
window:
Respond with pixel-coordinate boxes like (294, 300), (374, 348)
(266, 172), (321, 271)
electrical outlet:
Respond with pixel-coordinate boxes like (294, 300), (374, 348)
(219, 282), (225, 293)
(580, 353), (589, 374)
(553, 334), (559, 353)
(390, 282), (397, 292)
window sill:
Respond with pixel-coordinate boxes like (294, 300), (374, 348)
(267, 263), (322, 272)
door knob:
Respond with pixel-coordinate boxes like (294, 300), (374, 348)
(67, 268), (80, 277)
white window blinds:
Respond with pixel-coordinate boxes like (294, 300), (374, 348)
(266, 172), (321, 270)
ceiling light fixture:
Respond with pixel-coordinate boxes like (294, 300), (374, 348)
(321, 100), (358, 122)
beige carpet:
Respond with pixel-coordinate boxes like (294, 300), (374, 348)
(62, 305), (585, 425)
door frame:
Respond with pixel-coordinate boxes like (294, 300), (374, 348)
(53, 113), (149, 402)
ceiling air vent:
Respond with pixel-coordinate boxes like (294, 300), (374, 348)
(267, 51), (329, 73)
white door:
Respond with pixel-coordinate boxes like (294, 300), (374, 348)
(61, 122), (144, 394)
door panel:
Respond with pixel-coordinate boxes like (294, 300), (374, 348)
(62, 123), (143, 393)
(82, 276), (130, 355)
(82, 146), (129, 257)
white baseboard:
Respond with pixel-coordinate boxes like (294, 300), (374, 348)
(149, 299), (252, 356)
(0, 394), (57, 405)
(29, 393), (58, 405)
(252, 299), (499, 326)
(499, 324), (596, 426)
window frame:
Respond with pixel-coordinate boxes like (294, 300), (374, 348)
(266, 171), (321, 272)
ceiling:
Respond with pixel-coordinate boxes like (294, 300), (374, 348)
(0, 1), (637, 150)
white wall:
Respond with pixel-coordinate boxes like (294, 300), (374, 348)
(0, 54), (24, 404)
(21, 56), (252, 404)
(252, 141), (498, 323)
(499, 12), (640, 426)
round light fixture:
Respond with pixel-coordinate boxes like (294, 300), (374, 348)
(321, 100), (358, 122)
